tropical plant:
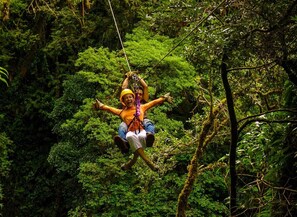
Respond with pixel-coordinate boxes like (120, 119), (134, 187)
(0, 67), (8, 87)
(0, 0), (296, 216)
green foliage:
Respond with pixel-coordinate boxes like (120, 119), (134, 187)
(48, 141), (80, 175)
(73, 149), (228, 216)
(149, 107), (185, 138)
(47, 28), (200, 214)
(0, 67), (9, 87)
(0, 132), (13, 210)
(50, 72), (99, 135)
(0, 0), (296, 216)
(187, 170), (228, 217)
(124, 27), (198, 100)
(0, 132), (12, 177)
(283, 80), (297, 108)
(236, 118), (291, 215)
(124, 28), (173, 66)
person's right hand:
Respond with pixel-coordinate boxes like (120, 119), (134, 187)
(93, 99), (104, 110)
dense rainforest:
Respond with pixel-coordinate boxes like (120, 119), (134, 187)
(0, 0), (297, 216)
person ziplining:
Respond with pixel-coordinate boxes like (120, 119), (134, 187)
(115, 71), (156, 154)
(101, 0), (226, 172)
(104, 0), (219, 172)
(99, 2), (173, 171)
(93, 88), (172, 172)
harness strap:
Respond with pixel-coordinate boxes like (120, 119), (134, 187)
(127, 115), (144, 134)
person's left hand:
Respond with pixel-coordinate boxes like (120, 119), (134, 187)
(162, 93), (173, 104)
(125, 71), (134, 79)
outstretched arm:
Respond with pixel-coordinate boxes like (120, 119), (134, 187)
(142, 93), (173, 111)
(93, 99), (122, 116)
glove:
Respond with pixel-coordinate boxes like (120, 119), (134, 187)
(162, 93), (173, 104)
(125, 71), (134, 79)
(93, 99), (104, 110)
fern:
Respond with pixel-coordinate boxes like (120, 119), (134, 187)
(0, 67), (9, 87)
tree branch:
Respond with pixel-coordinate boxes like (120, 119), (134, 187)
(176, 98), (226, 217)
(226, 60), (277, 73)
(238, 118), (297, 135)
(237, 108), (297, 124)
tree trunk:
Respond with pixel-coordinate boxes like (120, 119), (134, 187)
(221, 53), (238, 216)
(176, 106), (216, 216)
(281, 59), (297, 87)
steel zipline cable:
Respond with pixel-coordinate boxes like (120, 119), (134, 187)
(108, 0), (142, 117)
(107, 0), (132, 72)
(107, 0), (226, 123)
(108, 0), (226, 73)
(149, 0), (226, 72)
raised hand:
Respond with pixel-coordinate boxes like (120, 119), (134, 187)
(93, 99), (104, 110)
(162, 93), (173, 104)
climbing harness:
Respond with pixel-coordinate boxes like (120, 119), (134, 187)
(127, 114), (144, 134)
(131, 73), (142, 117)
(130, 73), (142, 133)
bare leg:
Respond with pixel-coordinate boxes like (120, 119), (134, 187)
(136, 148), (159, 172)
(124, 130), (158, 172)
(121, 152), (139, 170)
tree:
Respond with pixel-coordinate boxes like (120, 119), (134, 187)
(0, 0), (296, 216)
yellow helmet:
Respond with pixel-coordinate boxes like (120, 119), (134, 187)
(120, 89), (135, 105)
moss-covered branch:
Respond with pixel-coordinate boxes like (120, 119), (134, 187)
(176, 99), (226, 217)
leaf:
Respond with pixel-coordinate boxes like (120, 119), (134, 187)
(0, 77), (8, 86)
(0, 67), (9, 86)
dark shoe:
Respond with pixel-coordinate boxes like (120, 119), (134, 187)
(146, 133), (155, 147)
(114, 136), (129, 154)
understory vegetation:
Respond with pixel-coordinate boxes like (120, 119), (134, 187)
(0, 0), (297, 216)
